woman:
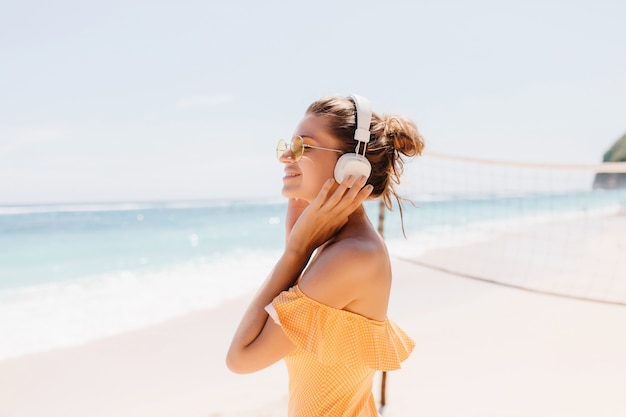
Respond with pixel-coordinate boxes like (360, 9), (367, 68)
(227, 94), (424, 416)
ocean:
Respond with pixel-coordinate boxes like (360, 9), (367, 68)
(1, 189), (625, 361)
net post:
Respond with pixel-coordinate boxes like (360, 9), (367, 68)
(377, 198), (388, 413)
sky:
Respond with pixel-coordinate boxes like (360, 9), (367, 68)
(1, 0), (625, 204)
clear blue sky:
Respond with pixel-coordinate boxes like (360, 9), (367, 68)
(1, 0), (625, 204)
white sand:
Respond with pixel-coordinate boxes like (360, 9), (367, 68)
(1, 215), (625, 417)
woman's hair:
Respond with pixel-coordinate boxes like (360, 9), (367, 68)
(306, 95), (425, 216)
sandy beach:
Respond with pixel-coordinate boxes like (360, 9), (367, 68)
(1, 214), (625, 417)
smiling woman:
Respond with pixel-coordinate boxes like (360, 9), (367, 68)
(227, 94), (423, 416)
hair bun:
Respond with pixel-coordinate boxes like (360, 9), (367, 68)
(382, 114), (425, 158)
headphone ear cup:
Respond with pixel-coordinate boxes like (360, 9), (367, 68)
(334, 153), (372, 184)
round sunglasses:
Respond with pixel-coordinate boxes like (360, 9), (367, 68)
(276, 135), (343, 161)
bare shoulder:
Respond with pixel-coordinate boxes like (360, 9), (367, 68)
(298, 231), (392, 320)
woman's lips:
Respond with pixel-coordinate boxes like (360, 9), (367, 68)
(283, 171), (301, 179)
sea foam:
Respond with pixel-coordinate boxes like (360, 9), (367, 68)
(0, 250), (280, 361)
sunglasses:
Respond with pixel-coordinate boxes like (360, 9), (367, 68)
(276, 136), (343, 161)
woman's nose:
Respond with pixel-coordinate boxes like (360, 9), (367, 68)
(279, 148), (295, 164)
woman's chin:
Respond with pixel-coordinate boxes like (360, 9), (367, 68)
(281, 186), (297, 199)
(281, 186), (312, 202)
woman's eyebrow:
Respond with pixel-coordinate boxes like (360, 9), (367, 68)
(297, 135), (316, 145)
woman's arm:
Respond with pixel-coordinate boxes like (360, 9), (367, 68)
(226, 176), (372, 373)
(225, 249), (309, 374)
(285, 198), (308, 245)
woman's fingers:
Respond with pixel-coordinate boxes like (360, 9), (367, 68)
(327, 175), (356, 206)
(343, 175), (368, 200)
(353, 183), (374, 207)
(339, 181), (373, 216)
(310, 175), (372, 222)
(310, 178), (335, 209)
(323, 175), (367, 210)
(286, 176), (373, 254)
(320, 175), (353, 208)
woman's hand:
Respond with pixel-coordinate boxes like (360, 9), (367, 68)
(286, 175), (373, 257)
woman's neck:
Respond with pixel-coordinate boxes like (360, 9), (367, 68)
(334, 205), (374, 241)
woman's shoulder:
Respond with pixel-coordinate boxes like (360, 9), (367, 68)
(298, 229), (391, 319)
(314, 229), (389, 281)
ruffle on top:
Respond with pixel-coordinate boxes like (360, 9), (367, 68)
(266, 286), (415, 371)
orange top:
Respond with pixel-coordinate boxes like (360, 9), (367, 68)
(266, 285), (415, 417)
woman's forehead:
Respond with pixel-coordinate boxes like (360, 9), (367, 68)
(295, 115), (338, 145)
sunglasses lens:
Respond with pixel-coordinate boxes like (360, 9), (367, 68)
(277, 137), (305, 161)
(276, 139), (288, 160)
(290, 136), (304, 160)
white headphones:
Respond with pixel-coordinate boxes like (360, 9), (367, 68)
(333, 94), (373, 183)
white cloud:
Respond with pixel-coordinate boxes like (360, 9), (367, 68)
(175, 93), (235, 110)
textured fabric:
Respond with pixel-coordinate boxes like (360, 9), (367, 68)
(265, 285), (415, 417)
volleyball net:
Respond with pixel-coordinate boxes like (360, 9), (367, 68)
(391, 152), (626, 306)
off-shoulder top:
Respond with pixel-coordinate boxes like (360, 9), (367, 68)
(265, 285), (415, 417)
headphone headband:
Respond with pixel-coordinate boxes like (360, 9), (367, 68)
(349, 94), (372, 144)
(334, 94), (373, 183)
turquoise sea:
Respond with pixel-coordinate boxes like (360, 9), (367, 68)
(1, 189), (625, 361)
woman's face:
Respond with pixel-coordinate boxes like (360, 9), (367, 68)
(279, 114), (342, 202)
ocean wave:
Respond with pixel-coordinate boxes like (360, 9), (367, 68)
(0, 250), (280, 361)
